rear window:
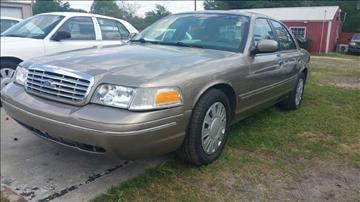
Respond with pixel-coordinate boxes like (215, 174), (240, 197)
(0, 19), (19, 33)
(352, 33), (360, 40)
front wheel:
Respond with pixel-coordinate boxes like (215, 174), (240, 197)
(1, 60), (20, 90)
(176, 89), (231, 165)
(278, 73), (305, 110)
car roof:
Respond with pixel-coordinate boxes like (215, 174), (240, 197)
(174, 10), (275, 20)
(0, 16), (21, 21)
(37, 12), (126, 22)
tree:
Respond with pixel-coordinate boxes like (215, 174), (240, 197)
(90, 1), (171, 31)
(203, 0), (359, 32)
(90, 0), (125, 19)
(32, 0), (87, 14)
(144, 5), (171, 27)
(32, 0), (69, 14)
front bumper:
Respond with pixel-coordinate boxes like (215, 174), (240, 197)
(348, 45), (360, 54)
(1, 83), (191, 159)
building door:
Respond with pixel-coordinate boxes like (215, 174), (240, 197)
(0, 7), (22, 19)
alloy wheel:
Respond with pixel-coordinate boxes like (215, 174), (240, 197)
(295, 78), (304, 106)
(201, 102), (227, 155)
(0, 68), (15, 90)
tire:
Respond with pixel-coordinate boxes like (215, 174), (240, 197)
(278, 73), (305, 110)
(176, 88), (231, 165)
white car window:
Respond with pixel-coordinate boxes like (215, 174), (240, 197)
(57, 17), (96, 40)
(2, 15), (64, 39)
(0, 19), (19, 33)
(97, 18), (130, 40)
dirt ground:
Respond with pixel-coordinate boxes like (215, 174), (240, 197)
(320, 76), (360, 89)
(216, 158), (360, 201)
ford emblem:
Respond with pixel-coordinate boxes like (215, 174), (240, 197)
(43, 80), (56, 88)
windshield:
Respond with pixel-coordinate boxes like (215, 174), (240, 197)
(1, 15), (64, 39)
(352, 33), (360, 40)
(133, 14), (250, 52)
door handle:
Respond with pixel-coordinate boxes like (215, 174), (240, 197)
(278, 60), (284, 66)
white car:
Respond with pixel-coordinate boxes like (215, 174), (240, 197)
(0, 17), (21, 33)
(0, 12), (138, 89)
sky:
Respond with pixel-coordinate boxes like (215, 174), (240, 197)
(63, 0), (204, 17)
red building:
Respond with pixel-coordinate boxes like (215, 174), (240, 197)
(243, 6), (342, 53)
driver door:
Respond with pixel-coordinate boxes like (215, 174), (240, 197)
(45, 17), (101, 55)
(243, 18), (283, 108)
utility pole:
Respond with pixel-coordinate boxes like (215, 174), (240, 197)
(194, 0), (197, 11)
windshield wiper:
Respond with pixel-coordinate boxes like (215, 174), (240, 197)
(130, 38), (147, 43)
(130, 38), (161, 44)
(173, 41), (204, 49)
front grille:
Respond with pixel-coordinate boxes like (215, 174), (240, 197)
(25, 66), (93, 104)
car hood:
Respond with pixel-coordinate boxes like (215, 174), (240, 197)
(24, 43), (235, 86)
(1, 37), (45, 59)
(1, 36), (43, 49)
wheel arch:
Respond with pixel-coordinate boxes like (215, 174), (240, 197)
(301, 67), (309, 83)
(192, 81), (237, 119)
(0, 57), (23, 68)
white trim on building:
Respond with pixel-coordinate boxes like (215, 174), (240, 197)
(325, 21), (332, 53)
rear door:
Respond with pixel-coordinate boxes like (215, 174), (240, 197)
(45, 16), (101, 55)
(269, 20), (300, 92)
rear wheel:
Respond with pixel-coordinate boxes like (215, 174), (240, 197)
(176, 88), (231, 165)
(278, 73), (305, 110)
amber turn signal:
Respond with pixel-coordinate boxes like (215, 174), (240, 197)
(155, 91), (181, 106)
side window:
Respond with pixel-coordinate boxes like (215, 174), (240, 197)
(270, 20), (296, 50)
(97, 18), (130, 40)
(57, 17), (95, 40)
(116, 21), (130, 39)
(252, 18), (275, 48)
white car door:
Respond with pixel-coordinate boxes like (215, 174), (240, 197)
(96, 17), (130, 46)
(44, 16), (101, 55)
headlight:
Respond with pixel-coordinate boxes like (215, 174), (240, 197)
(349, 42), (356, 46)
(91, 84), (183, 110)
(91, 84), (135, 108)
(14, 66), (28, 85)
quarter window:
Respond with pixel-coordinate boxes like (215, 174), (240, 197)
(57, 17), (95, 40)
(252, 18), (275, 48)
(270, 20), (296, 50)
(97, 18), (130, 40)
(290, 27), (306, 39)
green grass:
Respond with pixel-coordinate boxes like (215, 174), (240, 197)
(92, 55), (360, 202)
(0, 196), (9, 202)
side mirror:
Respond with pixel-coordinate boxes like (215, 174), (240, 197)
(254, 39), (279, 54)
(52, 31), (71, 41)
